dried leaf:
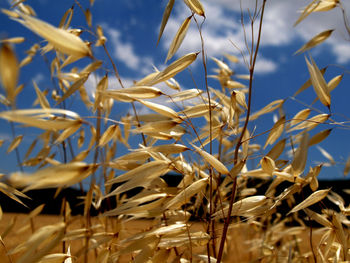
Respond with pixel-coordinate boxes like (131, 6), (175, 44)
(332, 213), (348, 254)
(157, 0), (175, 45)
(0, 43), (18, 104)
(165, 178), (208, 209)
(105, 160), (170, 197)
(103, 193), (167, 217)
(291, 132), (309, 177)
(0, 181), (29, 207)
(250, 99), (284, 121)
(72, 149), (90, 162)
(59, 6), (74, 29)
(134, 239), (158, 263)
(28, 204), (45, 219)
(19, 55), (32, 67)
(169, 88), (202, 102)
(135, 143), (189, 155)
(166, 16), (191, 62)
(289, 113), (329, 132)
(99, 124), (120, 147)
(137, 99), (180, 119)
(290, 109), (311, 127)
(294, 0), (337, 26)
(149, 52), (198, 85)
(102, 86), (163, 102)
(54, 120), (82, 144)
(191, 144), (229, 174)
(312, 0), (338, 12)
(77, 128), (85, 148)
(33, 81), (50, 109)
(159, 231), (210, 248)
(10, 12), (91, 58)
(123, 223), (186, 243)
(308, 128), (332, 146)
(261, 156), (275, 175)
(224, 53), (239, 63)
(7, 134), (23, 153)
(56, 74), (89, 105)
(182, 103), (216, 119)
(10, 222), (66, 263)
(294, 0), (316, 26)
(134, 120), (180, 133)
(232, 90), (247, 109)
(226, 80), (246, 89)
(295, 29), (333, 54)
(327, 74), (342, 92)
(344, 156), (350, 176)
(304, 208), (332, 228)
(0, 108), (82, 131)
(264, 116), (285, 148)
(9, 162), (96, 191)
(288, 189), (330, 214)
(0, 36), (25, 44)
(294, 67), (327, 97)
(93, 74), (108, 112)
(183, 0), (205, 16)
(212, 57), (232, 75)
(306, 56), (330, 108)
(85, 8), (92, 27)
(213, 196), (268, 219)
(317, 146), (335, 165)
(265, 139), (285, 160)
(38, 253), (71, 263)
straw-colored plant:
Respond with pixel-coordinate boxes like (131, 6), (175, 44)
(0, 0), (350, 262)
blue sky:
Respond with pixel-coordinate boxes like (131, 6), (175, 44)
(0, 0), (350, 180)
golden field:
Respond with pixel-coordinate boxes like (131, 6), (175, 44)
(1, 0), (350, 262)
(0, 213), (328, 262)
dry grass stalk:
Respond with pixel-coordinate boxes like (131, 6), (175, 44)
(0, 0), (349, 262)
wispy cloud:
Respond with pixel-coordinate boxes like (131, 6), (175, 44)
(254, 57), (278, 74)
(160, 0), (350, 74)
(103, 25), (154, 75)
(84, 73), (136, 98)
(0, 132), (11, 141)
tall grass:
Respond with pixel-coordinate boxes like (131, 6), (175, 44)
(0, 0), (350, 262)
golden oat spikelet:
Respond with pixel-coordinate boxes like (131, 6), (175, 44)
(0, 43), (19, 105)
(295, 29), (334, 54)
(5, 10), (92, 58)
(183, 0), (205, 16)
(166, 15), (192, 62)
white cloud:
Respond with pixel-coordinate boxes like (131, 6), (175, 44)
(254, 57), (278, 74)
(161, 1), (278, 74)
(331, 42), (350, 63)
(32, 73), (45, 85)
(84, 72), (203, 116)
(162, 1), (244, 56)
(160, 0), (350, 74)
(0, 132), (11, 141)
(103, 25), (154, 74)
(84, 73), (135, 98)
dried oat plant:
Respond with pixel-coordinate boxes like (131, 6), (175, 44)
(0, 0), (350, 262)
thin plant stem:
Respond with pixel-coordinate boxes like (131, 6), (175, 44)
(216, 1), (267, 262)
(309, 216), (317, 263)
(102, 43), (148, 148)
(9, 122), (23, 172)
(193, 15), (216, 261)
(0, 237), (13, 263)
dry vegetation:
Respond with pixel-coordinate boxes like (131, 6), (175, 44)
(0, 0), (350, 262)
